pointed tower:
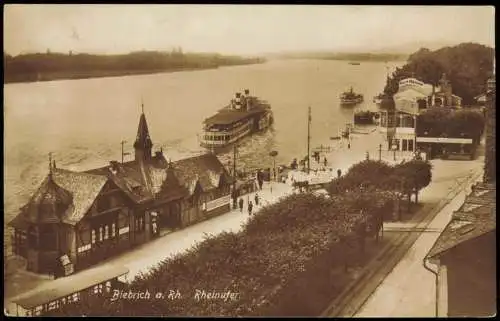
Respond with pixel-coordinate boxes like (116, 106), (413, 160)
(134, 103), (153, 162)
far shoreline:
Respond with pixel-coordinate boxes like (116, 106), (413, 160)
(4, 63), (264, 85)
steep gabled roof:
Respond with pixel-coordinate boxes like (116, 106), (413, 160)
(9, 168), (108, 228)
(172, 153), (232, 194)
(20, 174), (73, 224)
(83, 154), (194, 205)
(426, 182), (496, 260)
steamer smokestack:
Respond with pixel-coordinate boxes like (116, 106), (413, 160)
(235, 92), (241, 109)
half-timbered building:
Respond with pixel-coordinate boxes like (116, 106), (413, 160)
(9, 110), (232, 276)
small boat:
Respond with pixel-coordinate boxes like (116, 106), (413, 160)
(354, 110), (378, 125)
(349, 62), (361, 65)
(340, 87), (364, 106)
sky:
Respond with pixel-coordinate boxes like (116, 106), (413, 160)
(3, 5), (495, 56)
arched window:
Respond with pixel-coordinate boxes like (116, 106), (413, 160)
(91, 229), (96, 244)
(99, 226), (103, 242)
(111, 223), (116, 238)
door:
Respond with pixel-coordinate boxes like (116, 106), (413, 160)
(150, 212), (159, 238)
(402, 139), (408, 151)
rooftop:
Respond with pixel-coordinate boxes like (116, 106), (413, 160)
(11, 264), (129, 310)
(204, 97), (270, 126)
(426, 182), (496, 260)
(9, 168), (108, 229)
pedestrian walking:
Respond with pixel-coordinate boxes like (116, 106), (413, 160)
(248, 201), (253, 216)
(324, 157), (327, 167)
(254, 193), (259, 206)
(348, 142), (351, 149)
(239, 198), (244, 212)
(337, 169), (342, 178)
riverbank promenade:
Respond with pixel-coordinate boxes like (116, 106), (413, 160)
(4, 180), (294, 308)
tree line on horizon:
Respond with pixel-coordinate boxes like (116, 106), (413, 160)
(382, 42), (494, 105)
(273, 51), (408, 62)
(3, 50), (266, 83)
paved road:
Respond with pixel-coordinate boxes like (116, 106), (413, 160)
(355, 186), (477, 317)
(322, 154), (484, 317)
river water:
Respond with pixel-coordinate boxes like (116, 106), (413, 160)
(3, 59), (403, 253)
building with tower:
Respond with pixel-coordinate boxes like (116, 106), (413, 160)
(379, 73), (464, 154)
(8, 107), (232, 277)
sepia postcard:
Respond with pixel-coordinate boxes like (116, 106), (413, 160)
(3, 4), (496, 317)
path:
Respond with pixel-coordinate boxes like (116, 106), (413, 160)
(5, 181), (294, 304)
(322, 154), (484, 317)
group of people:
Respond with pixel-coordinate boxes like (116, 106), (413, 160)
(312, 152), (328, 167)
(234, 193), (260, 216)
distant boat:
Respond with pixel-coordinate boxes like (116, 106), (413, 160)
(354, 110), (379, 125)
(373, 93), (388, 104)
(349, 62), (361, 65)
(340, 87), (364, 106)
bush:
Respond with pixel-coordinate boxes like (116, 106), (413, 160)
(51, 192), (391, 317)
(417, 107), (485, 141)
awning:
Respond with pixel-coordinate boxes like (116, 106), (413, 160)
(11, 264), (129, 310)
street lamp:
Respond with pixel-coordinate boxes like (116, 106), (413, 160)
(269, 150), (278, 182)
(392, 143), (398, 161)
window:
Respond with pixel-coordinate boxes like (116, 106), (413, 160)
(402, 139), (408, 151)
(99, 226), (103, 242)
(94, 284), (103, 294)
(104, 225), (109, 240)
(91, 229), (96, 244)
(34, 306), (43, 316)
(135, 214), (145, 232)
(408, 139), (414, 152)
(111, 223), (116, 238)
(48, 301), (59, 311)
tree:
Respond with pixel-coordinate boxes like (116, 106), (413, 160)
(417, 107), (485, 144)
(383, 43), (494, 105)
(393, 160), (432, 209)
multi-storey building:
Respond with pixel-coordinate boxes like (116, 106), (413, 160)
(379, 73), (463, 154)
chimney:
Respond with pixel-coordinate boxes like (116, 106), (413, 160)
(235, 92), (241, 107)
